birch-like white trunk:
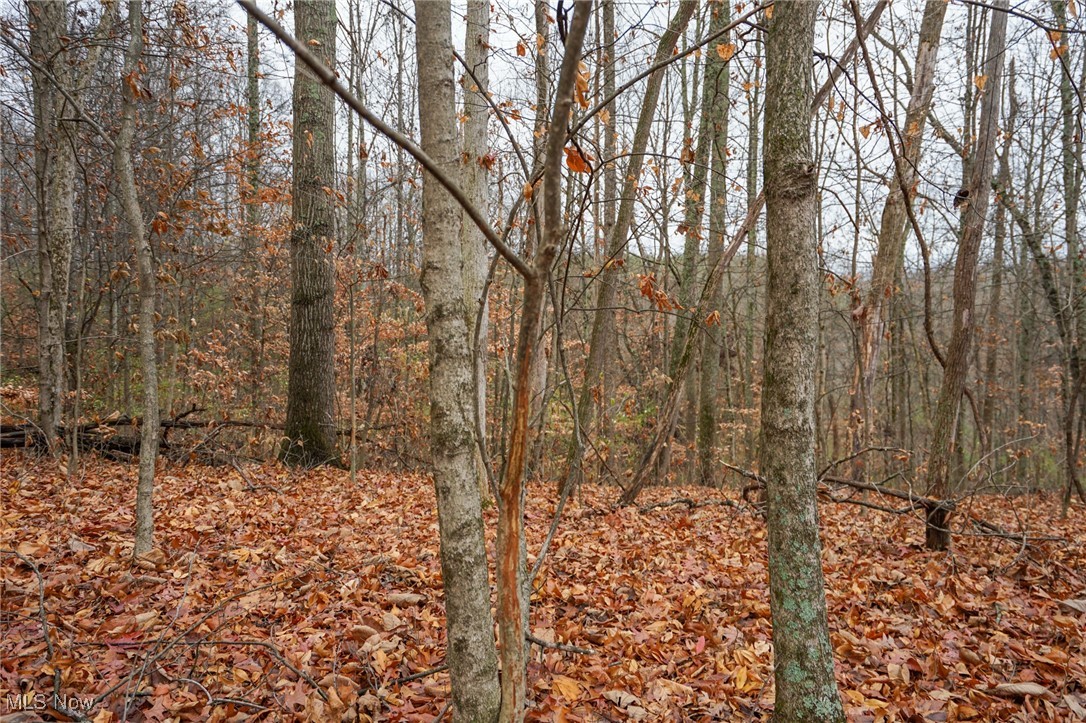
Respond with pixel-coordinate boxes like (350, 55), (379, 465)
(415, 2), (501, 719)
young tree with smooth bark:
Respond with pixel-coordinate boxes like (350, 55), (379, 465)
(924, 0), (1008, 550)
(113, 0), (159, 558)
(414, 2), (502, 719)
(760, 1), (845, 718)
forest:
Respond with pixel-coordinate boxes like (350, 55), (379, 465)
(3, 0), (1086, 720)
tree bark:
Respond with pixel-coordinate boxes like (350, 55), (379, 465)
(462, 0), (492, 499)
(982, 62), (1015, 451)
(924, 0), (1008, 550)
(696, 0), (732, 485)
(1052, 0), (1086, 514)
(496, 6), (590, 719)
(113, 0), (158, 558)
(568, 0), (695, 492)
(28, 0), (76, 454)
(671, 31), (707, 459)
(282, 0), (338, 467)
(245, 10), (265, 417)
(415, 2), (501, 720)
(851, 0), (949, 471)
(760, 2), (845, 719)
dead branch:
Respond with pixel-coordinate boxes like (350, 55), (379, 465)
(637, 497), (744, 513)
(230, 459), (283, 493)
(526, 633), (595, 656)
(391, 663), (449, 685)
(817, 446), (908, 480)
(1, 549), (91, 722)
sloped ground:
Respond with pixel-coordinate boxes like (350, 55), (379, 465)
(2, 453), (1084, 721)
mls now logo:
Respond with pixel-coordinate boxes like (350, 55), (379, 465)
(5, 692), (94, 712)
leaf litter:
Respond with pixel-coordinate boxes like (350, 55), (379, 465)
(2, 454), (1085, 721)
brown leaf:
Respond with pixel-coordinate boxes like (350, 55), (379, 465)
(1059, 598), (1086, 614)
(387, 592), (425, 606)
(603, 690), (640, 708)
(716, 43), (736, 61)
(551, 675), (582, 701)
(984, 682), (1057, 701)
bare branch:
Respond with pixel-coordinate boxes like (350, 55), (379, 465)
(236, 0), (532, 279)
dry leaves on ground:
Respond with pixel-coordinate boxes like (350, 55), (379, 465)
(2, 453), (1085, 721)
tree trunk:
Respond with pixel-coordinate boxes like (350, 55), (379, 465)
(568, 0), (695, 492)
(696, 0), (732, 485)
(982, 62), (1015, 451)
(671, 27), (705, 462)
(743, 53), (761, 460)
(462, 0), (492, 499)
(852, 0), (949, 470)
(1053, 0), (1086, 513)
(495, 6), (591, 718)
(760, 2), (845, 719)
(924, 0), (1008, 550)
(246, 10), (265, 417)
(28, 0), (76, 454)
(282, 0), (338, 467)
(599, 0), (616, 449)
(113, 0), (158, 558)
(415, 2), (501, 720)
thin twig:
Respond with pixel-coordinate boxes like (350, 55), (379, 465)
(210, 697), (269, 711)
(526, 633), (594, 656)
(391, 663), (448, 685)
(236, 0), (531, 279)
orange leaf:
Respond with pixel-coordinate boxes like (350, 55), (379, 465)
(565, 146), (592, 174)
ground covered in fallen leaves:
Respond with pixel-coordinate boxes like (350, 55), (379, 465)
(2, 453), (1086, 722)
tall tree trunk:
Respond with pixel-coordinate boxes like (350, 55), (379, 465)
(28, 0), (76, 454)
(462, 0), (492, 498)
(982, 62), (1015, 451)
(744, 54), (761, 460)
(282, 0), (338, 467)
(414, 2), (501, 720)
(496, 8), (591, 719)
(760, 2), (845, 719)
(924, 0), (1008, 550)
(568, 0), (695, 491)
(246, 10), (265, 416)
(696, 0), (732, 484)
(672, 17), (704, 453)
(852, 0), (948, 472)
(113, 0), (157, 557)
(1053, 0), (1086, 512)
(599, 0), (616, 448)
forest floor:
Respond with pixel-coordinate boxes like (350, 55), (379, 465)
(2, 453), (1085, 722)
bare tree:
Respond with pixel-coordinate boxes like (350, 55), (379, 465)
(851, 0), (949, 469)
(113, 0), (157, 557)
(282, 0), (338, 467)
(924, 0), (1008, 550)
(760, 1), (844, 718)
(569, 0), (696, 492)
(495, 6), (591, 717)
(414, 1), (502, 719)
(696, 0), (733, 484)
(461, 0), (492, 498)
